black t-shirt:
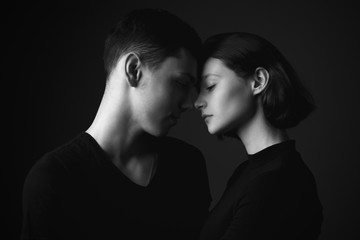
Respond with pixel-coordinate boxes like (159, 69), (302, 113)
(200, 140), (323, 240)
(21, 133), (211, 240)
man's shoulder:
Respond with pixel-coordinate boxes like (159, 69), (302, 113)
(23, 134), (92, 199)
(159, 136), (201, 154)
(158, 137), (209, 185)
(158, 136), (207, 167)
(36, 135), (85, 168)
(25, 134), (87, 183)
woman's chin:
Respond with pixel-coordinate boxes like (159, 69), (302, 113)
(207, 125), (223, 135)
(208, 125), (238, 138)
(207, 126), (217, 135)
(208, 130), (217, 135)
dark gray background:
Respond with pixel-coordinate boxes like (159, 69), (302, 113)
(7, 0), (360, 239)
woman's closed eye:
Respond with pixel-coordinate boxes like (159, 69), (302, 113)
(206, 84), (216, 91)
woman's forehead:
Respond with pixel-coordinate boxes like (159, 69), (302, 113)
(202, 58), (234, 79)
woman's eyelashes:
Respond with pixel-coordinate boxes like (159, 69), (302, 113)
(206, 84), (216, 92)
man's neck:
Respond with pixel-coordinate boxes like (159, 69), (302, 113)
(86, 86), (158, 186)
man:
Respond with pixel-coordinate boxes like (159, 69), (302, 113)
(22, 8), (211, 240)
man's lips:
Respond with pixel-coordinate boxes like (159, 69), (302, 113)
(169, 114), (180, 124)
(170, 114), (180, 120)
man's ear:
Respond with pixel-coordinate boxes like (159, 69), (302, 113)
(125, 53), (142, 87)
(252, 67), (269, 95)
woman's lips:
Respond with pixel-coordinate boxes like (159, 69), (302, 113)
(202, 114), (213, 121)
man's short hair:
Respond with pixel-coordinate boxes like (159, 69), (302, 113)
(103, 8), (202, 78)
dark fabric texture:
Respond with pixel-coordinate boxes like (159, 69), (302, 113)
(200, 140), (323, 240)
(21, 132), (211, 240)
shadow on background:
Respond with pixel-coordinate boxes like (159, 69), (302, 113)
(6, 0), (360, 239)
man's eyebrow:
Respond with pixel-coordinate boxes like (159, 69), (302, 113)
(179, 72), (196, 83)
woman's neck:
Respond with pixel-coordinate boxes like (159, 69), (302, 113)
(237, 107), (289, 155)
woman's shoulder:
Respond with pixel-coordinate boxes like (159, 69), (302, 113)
(244, 150), (318, 198)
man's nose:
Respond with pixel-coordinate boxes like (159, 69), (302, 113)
(181, 87), (198, 111)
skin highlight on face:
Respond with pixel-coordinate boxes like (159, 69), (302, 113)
(134, 49), (197, 137)
(195, 58), (257, 135)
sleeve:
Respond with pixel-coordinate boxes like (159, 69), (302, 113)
(21, 157), (67, 240)
(220, 171), (294, 240)
(187, 148), (213, 240)
(193, 148), (212, 217)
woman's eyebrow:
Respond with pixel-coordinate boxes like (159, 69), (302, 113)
(202, 73), (220, 81)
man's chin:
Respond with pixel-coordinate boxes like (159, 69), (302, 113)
(155, 131), (169, 137)
(147, 127), (170, 138)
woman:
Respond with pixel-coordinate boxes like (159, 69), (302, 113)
(195, 32), (323, 240)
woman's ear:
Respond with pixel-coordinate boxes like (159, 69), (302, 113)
(252, 67), (269, 95)
(125, 53), (142, 87)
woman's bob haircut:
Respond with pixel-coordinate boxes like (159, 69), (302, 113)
(201, 32), (315, 129)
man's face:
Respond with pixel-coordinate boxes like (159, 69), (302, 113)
(133, 49), (197, 136)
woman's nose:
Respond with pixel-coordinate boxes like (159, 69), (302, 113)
(194, 96), (206, 110)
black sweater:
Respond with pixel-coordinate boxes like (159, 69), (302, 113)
(200, 140), (323, 240)
(21, 133), (211, 240)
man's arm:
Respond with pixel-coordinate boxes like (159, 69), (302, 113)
(21, 157), (66, 240)
(185, 148), (212, 239)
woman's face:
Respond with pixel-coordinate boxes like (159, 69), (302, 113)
(195, 58), (256, 135)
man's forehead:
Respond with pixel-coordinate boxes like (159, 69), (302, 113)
(161, 55), (197, 77)
(179, 72), (196, 83)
